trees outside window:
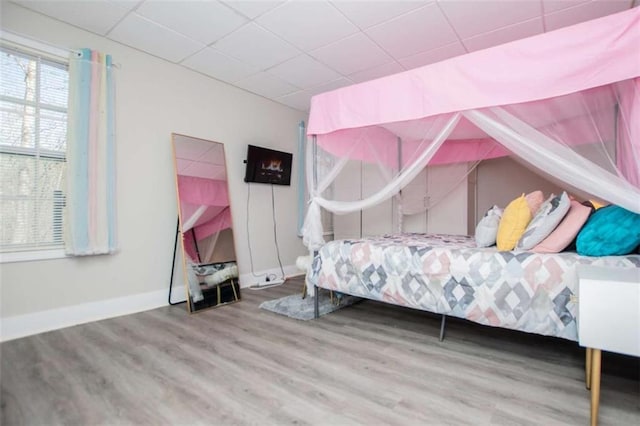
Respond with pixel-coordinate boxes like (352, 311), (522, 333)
(0, 46), (68, 254)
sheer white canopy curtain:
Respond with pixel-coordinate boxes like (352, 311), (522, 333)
(64, 48), (117, 256)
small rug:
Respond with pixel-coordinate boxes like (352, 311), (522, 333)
(259, 290), (362, 321)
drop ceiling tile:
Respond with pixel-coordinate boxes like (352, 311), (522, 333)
(308, 77), (353, 96)
(256, 0), (359, 51)
(544, 0), (631, 31)
(276, 90), (313, 111)
(136, 0), (247, 44)
(348, 61), (405, 84)
(310, 32), (394, 76)
(12, 0), (135, 35)
(214, 23), (299, 70)
(438, 0), (542, 39)
(279, 77), (352, 109)
(181, 47), (259, 83)
(221, 0), (285, 19)
(108, 12), (204, 62)
(278, 77), (353, 110)
(331, 0), (428, 29)
(234, 72), (299, 99)
(365, 3), (457, 59)
(463, 18), (543, 53)
(542, 0), (590, 14)
(398, 41), (466, 69)
(267, 55), (342, 89)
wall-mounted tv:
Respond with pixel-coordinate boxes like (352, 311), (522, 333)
(244, 144), (293, 186)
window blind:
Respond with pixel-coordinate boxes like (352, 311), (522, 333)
(0, 45), (68, 253)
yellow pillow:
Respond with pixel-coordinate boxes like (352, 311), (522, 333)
(496, 194), (532, 251)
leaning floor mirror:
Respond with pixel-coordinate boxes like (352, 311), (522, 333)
(172, 133), (241, 313)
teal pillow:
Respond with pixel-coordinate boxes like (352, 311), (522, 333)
(576, 205), (640, 256)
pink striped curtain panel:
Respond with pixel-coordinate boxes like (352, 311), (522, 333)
(64, 49), (117, 255)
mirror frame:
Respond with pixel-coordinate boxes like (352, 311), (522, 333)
(171, 133), (241, 313)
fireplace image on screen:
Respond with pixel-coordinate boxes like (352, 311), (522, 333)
(244, 144), (293, 186)
(171, 133), (241, 313)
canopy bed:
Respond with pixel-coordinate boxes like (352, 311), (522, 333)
(301, 8), (640, 343)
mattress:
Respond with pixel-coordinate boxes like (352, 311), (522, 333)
(308, 233), (640, 341)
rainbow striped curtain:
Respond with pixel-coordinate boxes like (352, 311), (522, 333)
(64, 49), (117, 255)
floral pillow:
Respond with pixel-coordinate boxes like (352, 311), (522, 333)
(517, 192), (570, 250)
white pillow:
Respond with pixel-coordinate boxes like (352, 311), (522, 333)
(475, 205), (503, 247)
(517, 192), (571, 250)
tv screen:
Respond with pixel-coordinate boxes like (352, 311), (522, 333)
(244, 144), (293, 186)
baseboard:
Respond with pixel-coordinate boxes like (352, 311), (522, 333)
(239, 264), (299, 288)
(0, 288), (186, 343)
(1, 264), (300, 342)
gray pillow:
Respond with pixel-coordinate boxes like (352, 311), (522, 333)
(475, 205), (503, 247)
(517, 192), (570, 250)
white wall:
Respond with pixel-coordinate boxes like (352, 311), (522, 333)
(474, 157), (565, 222)
(0, 4), (307, 339)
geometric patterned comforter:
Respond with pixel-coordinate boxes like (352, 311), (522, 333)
(308, 233), (640, 341)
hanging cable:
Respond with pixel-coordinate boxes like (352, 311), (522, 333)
(247, 183), (287, 291)
(271, 183), (285, 280)
(246, 182), (266, 279)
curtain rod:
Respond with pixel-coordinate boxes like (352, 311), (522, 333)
(0, 30), (121, 68)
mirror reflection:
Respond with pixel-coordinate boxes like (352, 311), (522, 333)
(172, 133), (241, 312)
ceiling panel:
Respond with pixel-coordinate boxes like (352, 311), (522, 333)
(278, 76), (353, 110)
(267, 54), (342, 89)
(181, 47), (259, 84)
(398, 42), (467, 70)
(365, 3), (458, 59)
(462, 18), (543, 53)
(276, 90), (314, 111)
(221, 0), (285, 19)
(108, 12), (204, 63)
(233, 71), (299, 99)
(136, 0), (247, 45)
(542, 0), (591, 14)
(544, 0), (631, 31)
(331, 0), (428, 29)
(256, 0), (359, 51)
(9, 0), (636, 112)
(13, 0), (135, 35)
(310, 32), (394, 76)
(213, 23), (300, 70)
(438, 0), (542, 39)
(307, 77), (353, 95)
(348, 61), (405, 84)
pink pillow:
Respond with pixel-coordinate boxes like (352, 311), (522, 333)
(525, 190), (544, 216)
(532, 200), (592, 253)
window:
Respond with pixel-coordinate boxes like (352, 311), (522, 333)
(0, 45), (69, 260)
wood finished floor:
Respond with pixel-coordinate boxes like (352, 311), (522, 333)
(1, 277), (639, 425)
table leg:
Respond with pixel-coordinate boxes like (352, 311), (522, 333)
(590, 348), (601, 426)
(586, 347), (592, 389)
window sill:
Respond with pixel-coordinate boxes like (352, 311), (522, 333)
(0, 248), (67, 264)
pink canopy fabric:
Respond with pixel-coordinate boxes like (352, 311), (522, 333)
(302, 8), (640, 252)
(177, 176), (230, 234)
(308, 8), (640, 137)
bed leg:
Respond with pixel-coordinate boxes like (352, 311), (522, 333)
(314, 285), (319, 319)
(439, 315), (446, 341)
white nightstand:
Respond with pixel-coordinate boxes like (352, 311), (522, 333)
(577, 265), (640, 426)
